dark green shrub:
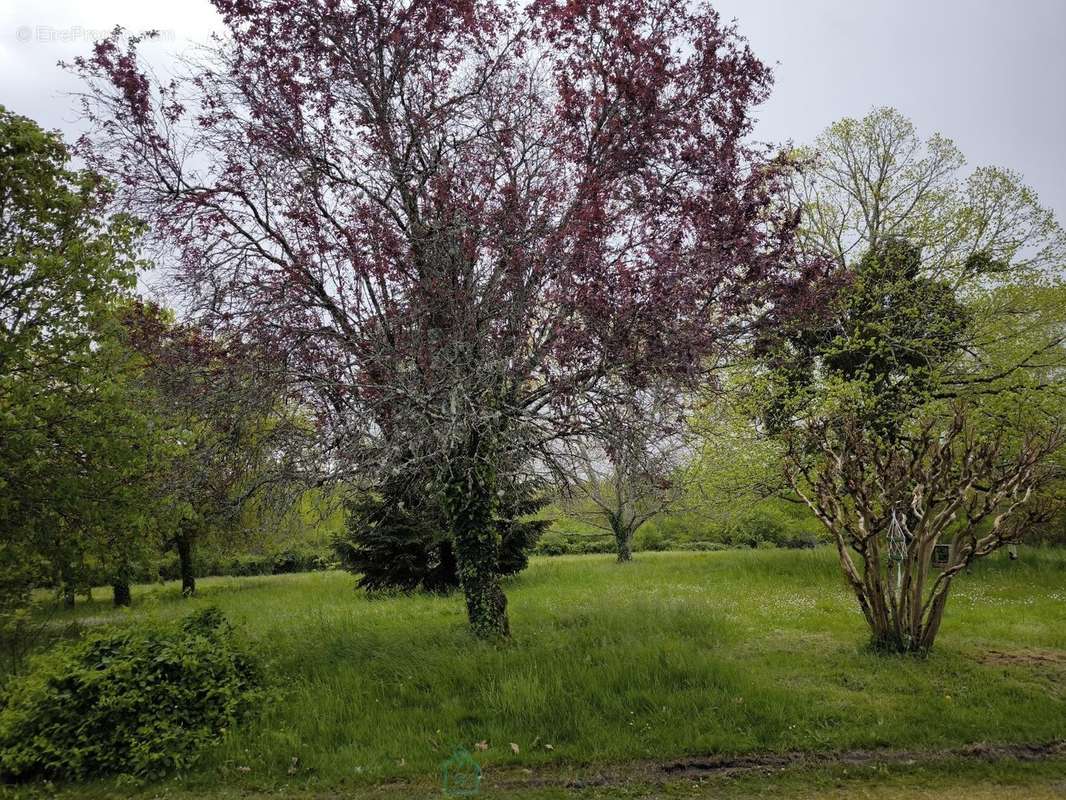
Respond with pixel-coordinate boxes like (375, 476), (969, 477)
(496, 484), (551, 575)
(0, 608), (262, 782)
(336, 476), (546, 593)
(271, 549), (302, 574)
(723, 509), (821, 550)
(225, 554), (270, 577)
(533, 533), (622, 558)
(271, 547), (339, 575)
(635, 527), (673, 552)
(677, 541), (731, 552)
(779, 530), (819, 549)
(577, 538), (615, 555)
(532, 529), (615, 556)
(307, 551), (338, 571)
(334, 486), (460, 593)
(533, 531), (569, 556)
(725, 510), (785, 548)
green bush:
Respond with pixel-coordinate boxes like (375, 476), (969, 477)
(534, 531), (569, 556)
(576, 538), (616, 555)
(725, 510), (786, 548)
(533, 505), (822, 556)
(531, 527), (614, 556)
(719, 509), (819, 550)
(634, 527), (674, 552)
(779, 530), (819, 550)
(0, 608), (262, 782)
(676, 541), (731, 552)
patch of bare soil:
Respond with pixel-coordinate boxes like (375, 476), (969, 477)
(480, 740), (1066, 791)
(980, 649), (1066, 669)
(655, 741), (1066, 781)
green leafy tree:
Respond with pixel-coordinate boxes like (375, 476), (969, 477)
(120, 301), (310, 597)
(687, 390), (823, 548)
(743, 109), (1066, 654)
(757, 239), (1065, 654)
(0, 107), (168, 618)
(790, 107), (1064, 282)
(749, 109), (1066, 654)
(555, 385), (692, 562)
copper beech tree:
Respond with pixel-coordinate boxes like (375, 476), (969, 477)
(72, 0), (809, 637)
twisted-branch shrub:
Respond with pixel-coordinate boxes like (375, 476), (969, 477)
(748, 109), (1066, 652)
(786, 405), (1062, 653)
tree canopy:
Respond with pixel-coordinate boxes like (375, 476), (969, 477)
(70, 0), (814, 637)
(0, 107), (165, 615)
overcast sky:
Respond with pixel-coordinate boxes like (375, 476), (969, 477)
(2, 0), (1065, 225)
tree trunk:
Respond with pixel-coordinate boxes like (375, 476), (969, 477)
(59, 561), (77, 608)
(449, 463), (510, 639)
(176, 533), (196, 597)
(854, 546), (955, 655)
(112, 581), (131, 607)
(917, 589), (950, 652)
(613, 521), (633, 563)
(866, 590), (904, 652)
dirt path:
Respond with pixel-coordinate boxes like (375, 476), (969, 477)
(475, 740), (1066, 791)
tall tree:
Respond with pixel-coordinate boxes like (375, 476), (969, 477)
(0, 107), (165, 616)
(789, 107), (1064, 281)
(746, 109), (1066, 654)
(752, 233), (1066, 653)
(72, 1), (808, 637)
(120, 301), (309, 597)
(555, 383), (691, 562)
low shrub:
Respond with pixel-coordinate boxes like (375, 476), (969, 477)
(576, 538), (616, 555)
(532, 528), (614, 556)
(779, 530), (819, 550)
(0, 608), (262, 782)
(634, 527), (674, 552)
(534, 504), (821, 556)
(724, 510), (787, 548)
(534, 531), (569, 556)
(78, 546), (338, 587)
(675, 541), (731, 552)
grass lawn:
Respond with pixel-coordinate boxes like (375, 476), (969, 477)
(11, 547), (1066, 798)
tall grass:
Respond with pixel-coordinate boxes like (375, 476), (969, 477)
(25, 547), (1066, 794)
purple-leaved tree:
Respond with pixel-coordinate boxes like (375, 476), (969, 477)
(72, 0), (809, 637)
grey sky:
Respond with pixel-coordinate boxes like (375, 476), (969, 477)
(2, 0), (1065, 225)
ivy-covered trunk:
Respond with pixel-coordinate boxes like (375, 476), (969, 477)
(175, 533), (196, 597)
(446, 449), (510, 639)
(612, 518), (633, 563)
